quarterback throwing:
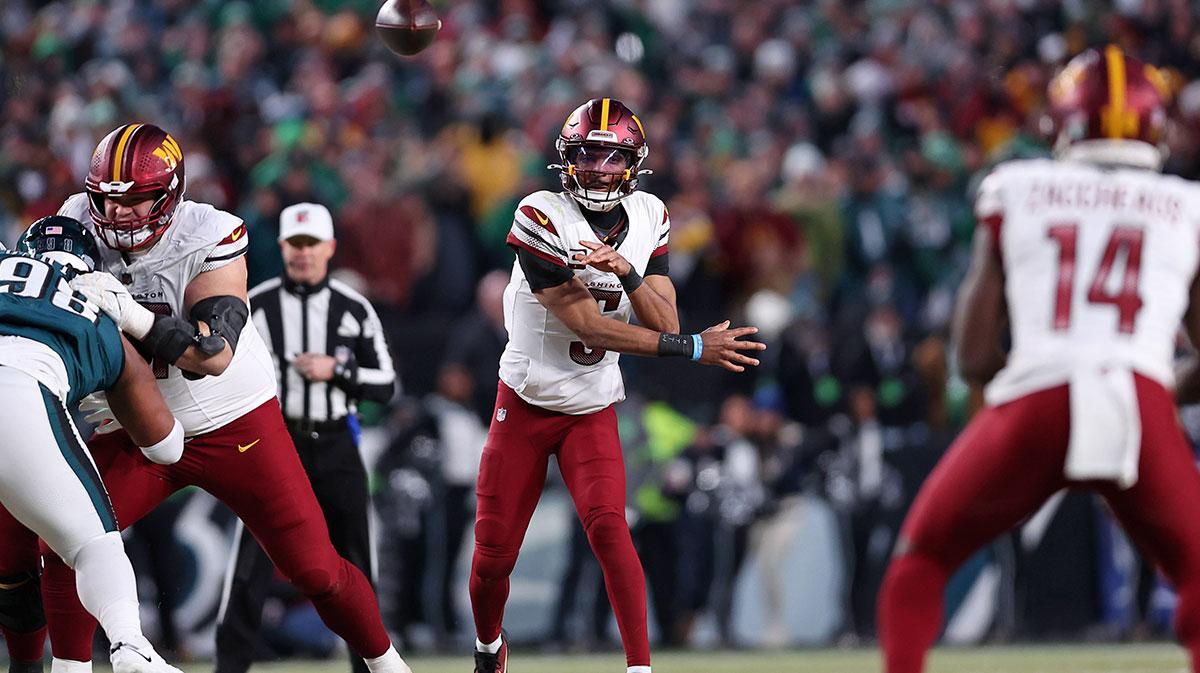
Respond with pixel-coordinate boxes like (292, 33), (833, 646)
(470, 98), (765, 673)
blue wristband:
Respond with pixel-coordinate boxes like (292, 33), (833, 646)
(690, 333), (703, 361)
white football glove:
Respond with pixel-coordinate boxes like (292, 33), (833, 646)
(69, 271), (156, 340)
(79, 393), (123, 435)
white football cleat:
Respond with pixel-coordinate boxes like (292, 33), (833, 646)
(109, 641), (184, 673)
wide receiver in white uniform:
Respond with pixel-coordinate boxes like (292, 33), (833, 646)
(21, 123), (412, 673)
(878, 47), (1200, 672)
(469, 98), (765, 673)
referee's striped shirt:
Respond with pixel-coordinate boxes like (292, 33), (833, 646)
(249, 275), (396, 423)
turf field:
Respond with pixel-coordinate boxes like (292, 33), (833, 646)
(161, 643), (1190, 673)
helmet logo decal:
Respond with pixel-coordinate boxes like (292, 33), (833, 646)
(1102, 44), (1138, 139)
(98, 180), (136, 193)
(111, 123), (143, 182)
(152, 135), (183, 170)
(586, 130), (619, 142)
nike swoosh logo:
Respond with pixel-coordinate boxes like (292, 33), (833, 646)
(0, 577), (30, 590)
(111, 643), (152, 662)
(534, 210), (550, 226)
(231, 227), (244, 241)
(237, 439), (261, 453)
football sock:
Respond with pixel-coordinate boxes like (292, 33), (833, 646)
(70, 532), (143, 648)
(476, 635), (502, 654)
(628, 667), (652, 673)
(8, 658), (43, 673)
(306, 558), (392, 659)
(364, 645), (411, 673)
(878, 552), (948, 673)
(49, 660), (91, 673)
(40, 553), (98, 663)
(1, 625), (46, 663)
(585, 510), (650, 666)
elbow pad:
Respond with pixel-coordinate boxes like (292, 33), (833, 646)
(190, 295), (249, 353)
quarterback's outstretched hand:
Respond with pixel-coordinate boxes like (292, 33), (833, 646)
(70, 271), (155, 339)
(698, 320), (766, 372)
(575, 240), (632, 276)
(79, 393), (123, 435)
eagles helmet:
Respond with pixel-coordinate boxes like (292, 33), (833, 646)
(1046, 45), (1172, 170)
(16, 216), (102, 274)
(86, 123), (186, 251)
(550, 98), (650, 211)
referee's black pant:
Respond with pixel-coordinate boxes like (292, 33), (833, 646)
(215, 417), (373, 673)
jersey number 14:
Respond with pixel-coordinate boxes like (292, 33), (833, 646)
(1047, 224), (1144, 334)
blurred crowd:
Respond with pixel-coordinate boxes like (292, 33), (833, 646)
(5, 0), (1200, 656)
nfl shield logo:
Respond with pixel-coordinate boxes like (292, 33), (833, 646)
(496, 408), (507, 422)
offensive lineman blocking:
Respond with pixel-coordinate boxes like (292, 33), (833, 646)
(5, 123), (413, 673)
(470, 98), (765, 673)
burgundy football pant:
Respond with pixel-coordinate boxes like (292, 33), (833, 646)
(471, 382), (650, 667)
(35, 399), (391, 663)
(878, 374), (1200, 672)
(0, 506), (45, 662)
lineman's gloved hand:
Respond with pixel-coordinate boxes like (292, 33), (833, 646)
(70, 271), (155, 339)
(79, 393), (123, 435)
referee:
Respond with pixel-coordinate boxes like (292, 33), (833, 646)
(215, 202), (396, 673)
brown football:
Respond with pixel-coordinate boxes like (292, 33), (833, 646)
(375, 0), (441, 56)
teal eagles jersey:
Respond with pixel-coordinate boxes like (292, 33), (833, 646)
(0, 252), (124, 405)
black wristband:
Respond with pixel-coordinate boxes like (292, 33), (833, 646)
(657, 333), (694, 358)
(618, 267), (643, 293)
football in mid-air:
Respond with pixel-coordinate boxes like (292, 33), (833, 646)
(376, 0), (441, 56)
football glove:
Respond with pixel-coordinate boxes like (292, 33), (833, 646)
(79, 393), (123, 435)
(69, 271), (155, 340)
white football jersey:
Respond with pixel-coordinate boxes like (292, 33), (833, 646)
(500, 190), (670, 415)
(977, 160), (1200, 405)
(59, 193), (277, 435)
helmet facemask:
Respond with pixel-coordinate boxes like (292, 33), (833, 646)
(87, 186), (175, 252)
(550, 99), (651, 211)
(560, 144), (638, 211)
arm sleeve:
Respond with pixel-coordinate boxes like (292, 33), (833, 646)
(518, 248), (574, 291)
(333, 299), (397, 403)
(645, 251), (669, 277)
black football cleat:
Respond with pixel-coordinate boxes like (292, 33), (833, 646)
(473, 636), (508, 673)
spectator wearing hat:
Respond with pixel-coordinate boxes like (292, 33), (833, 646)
(215, 202), (397, 673)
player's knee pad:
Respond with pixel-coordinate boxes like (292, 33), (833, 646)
(580, 506), (626, 538)
(0, 569), (46, 634)
(290, 565), (340, 599)
(471, 542), (518, 582)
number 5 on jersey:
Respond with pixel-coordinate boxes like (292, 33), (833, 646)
(1047, 224), (1144, 334)
(569, 287), (623, 366)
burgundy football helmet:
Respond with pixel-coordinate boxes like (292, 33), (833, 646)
(550, 98), (650, 211)
(86, 123), (186, 251)
(1046, 45), (1171, 170)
